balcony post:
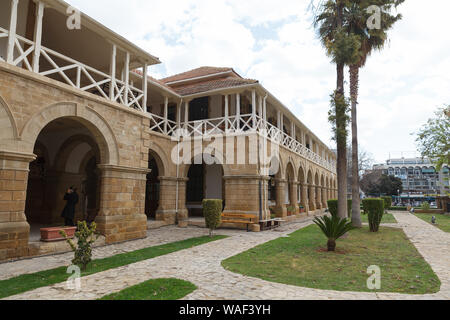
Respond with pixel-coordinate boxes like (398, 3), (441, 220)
(164, 96), (169, 134)
(224, 94), (229, 132)
(7, 0), (19, 64)
(32, 1), (45, 73)
(291, 122), (296, 139)
(142, 63), (148, 112)
(277, 110), (281, 129)
(236, 93), (241, 131)
(184, 101), (189, 130)
(263, 94), (267, 124)
(258, 95), (263, 129)
(177, 100), (182, 130)
(124, 52), (130, 106)
(252, 89), (257, 129)
(109, 44), (116, 101)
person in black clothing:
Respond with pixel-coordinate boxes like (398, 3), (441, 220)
(61, 186), (79, 226)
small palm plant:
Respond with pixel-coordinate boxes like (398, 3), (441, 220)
(314, 215), (356, 252)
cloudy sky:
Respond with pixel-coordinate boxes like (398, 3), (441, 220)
(67, 0), (450, 164)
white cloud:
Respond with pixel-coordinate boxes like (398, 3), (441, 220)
(67, 0), (450, 163)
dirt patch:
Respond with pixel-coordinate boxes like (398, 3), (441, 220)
(316, 247), (348, 254)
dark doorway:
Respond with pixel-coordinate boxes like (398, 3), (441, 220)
(145, 157), (160, 219)
(83, 156), (99, 223)
(189, 97), (209, 121)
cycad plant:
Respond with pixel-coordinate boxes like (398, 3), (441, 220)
(314, 215), (356, 251)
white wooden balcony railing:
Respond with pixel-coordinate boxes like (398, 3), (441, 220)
(149, 112), (336, 171)
(1, 27), (146, 112)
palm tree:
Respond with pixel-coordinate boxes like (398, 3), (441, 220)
(344, 0), (404, 227)
(314, 0), (360, 219)
(314, 215), (356, 251)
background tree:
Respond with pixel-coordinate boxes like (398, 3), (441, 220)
(416, 106), (450, 171)
(347, 145), (374, 194)
(360, 171), (403, 196)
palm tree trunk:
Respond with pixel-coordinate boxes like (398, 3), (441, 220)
(336, 63), (348, 219)
(327, 239), (336, 252)
(350, 64), (362, 228)
(335, 0), (348, 220)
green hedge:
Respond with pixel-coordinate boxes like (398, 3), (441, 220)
(203, 199), (223, 237)
(362, 198), (384, 232)
(327, 200), (338, 217)
(327, 199), (353, 218)
(381, 196), (392, 211)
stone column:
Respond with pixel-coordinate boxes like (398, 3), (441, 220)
(322, 187), (327, 208)
(0, 151), (36, 261)
(289, 180), (299, 214)
(316, 186), (322, 210)
(223, 175), (269, 223)
(176, 178), (189, 228)
(156, 176), (179, 224)
(273, 178), (287, 218)
(96, 165), (149, 244)
(309, 184), (316, 212)
(301, 184), (309, 213)
(154, 177), (189, 227)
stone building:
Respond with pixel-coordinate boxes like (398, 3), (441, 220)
(0, 0), (337, 261)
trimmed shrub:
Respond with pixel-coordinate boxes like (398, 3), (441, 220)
(421, 202), (431, 211)
(203, 199), (223, 237)
(362, 198), (385, 232)
(381, 196), (392, 212)
(390, 206), (407, 211)
(327, 199), (338, 217)
(327, 199), (353, 218)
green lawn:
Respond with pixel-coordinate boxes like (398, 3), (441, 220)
(222, 225), (440, 294)
(415, 213), (450, 233)
(0, 235), (227, 299)
(100, 278), (196, 300)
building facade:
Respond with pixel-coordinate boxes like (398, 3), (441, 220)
(373, 157), (450, 201)
(0, 0), (337, 261)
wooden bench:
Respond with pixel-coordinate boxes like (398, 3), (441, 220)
(259, 218), (285, 231)
(221, 213), (257, 232)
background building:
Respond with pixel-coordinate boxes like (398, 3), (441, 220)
(373, 157), (450, 205)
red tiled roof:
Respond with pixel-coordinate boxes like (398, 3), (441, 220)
(161, 66), (235, 83)
(170, 76), (258, 96)
(133, 69), (178, 95)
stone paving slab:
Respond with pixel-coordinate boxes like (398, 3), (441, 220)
(2, 212), (450, 300)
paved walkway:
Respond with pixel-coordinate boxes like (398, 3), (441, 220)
(0, 226), (241, 281)
(2, 212), (450, 300)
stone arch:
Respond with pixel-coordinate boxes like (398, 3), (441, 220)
(180, 149), (231, 179)
(147, 143), (169, 178)
(285, 161), (296, 182)
(298, 165), (306, 184)
(307, 169), (313, 184)
(0, 94), (19, 147)
(78, 149), (98, 174)
(20, 102), (119, 165)
(315, 172), (320, 186)
(54, 134), (100, 172)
